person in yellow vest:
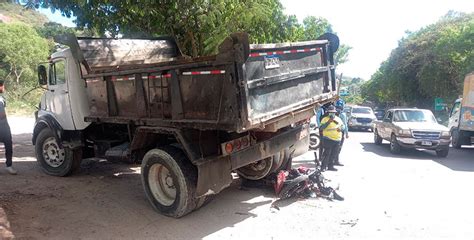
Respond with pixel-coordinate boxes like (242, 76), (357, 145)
(319, 105), (343, 171)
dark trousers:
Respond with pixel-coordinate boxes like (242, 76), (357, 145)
(321, 138), (340, 170)
(335, 134), (345, 164)
(0, 125), (12, 167)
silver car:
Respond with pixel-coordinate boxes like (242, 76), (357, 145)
(348, 106), (377, 131)
(374, 108), (451, 157)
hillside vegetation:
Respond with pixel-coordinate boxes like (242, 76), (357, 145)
(361, 12), (474, 110)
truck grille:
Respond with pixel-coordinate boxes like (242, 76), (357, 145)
(412, 131), (440, 140)
(356, 118), (372, 124)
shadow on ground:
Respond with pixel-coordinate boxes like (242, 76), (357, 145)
(1, 158), (290, 239)
(360, 142), (474, 172)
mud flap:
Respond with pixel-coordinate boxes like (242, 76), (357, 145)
(196, 156), (233, 197)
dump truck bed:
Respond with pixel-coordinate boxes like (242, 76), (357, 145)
(58, 33), (337, 132)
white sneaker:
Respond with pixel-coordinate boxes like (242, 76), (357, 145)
(6, 167), (17, 175)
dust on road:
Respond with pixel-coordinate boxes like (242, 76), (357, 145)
(2, 117), (474, 240)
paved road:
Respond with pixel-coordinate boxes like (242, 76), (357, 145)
(1, 117), (474, 239)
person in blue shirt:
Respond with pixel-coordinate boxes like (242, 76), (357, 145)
(315, 102), (332, 160)
(334, 99), (349, 166)
(0, 80), (17, 175)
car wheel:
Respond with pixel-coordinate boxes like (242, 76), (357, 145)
(390, 134), (401, 154)
(374, 129), (383, 145)
(436, 147), (449, 158)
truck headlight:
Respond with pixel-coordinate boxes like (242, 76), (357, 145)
(398, 129), (411, 136)
(441, 131), (450, 137)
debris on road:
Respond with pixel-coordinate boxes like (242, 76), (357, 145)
(240, 163), (344, 211)
(340, 219), (359, 227)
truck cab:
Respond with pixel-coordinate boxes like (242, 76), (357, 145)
(448, 72), (474, 148)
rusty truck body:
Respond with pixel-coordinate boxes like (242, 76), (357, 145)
(34, 32), (339, 217)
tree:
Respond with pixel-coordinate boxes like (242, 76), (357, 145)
(0, 23), (49, 84)
(27, 0), (351, 61)
(362, 12), (473, 108)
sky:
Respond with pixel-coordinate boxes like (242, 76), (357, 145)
(280, 0), (474, 79)
(37, 1), (474, 79)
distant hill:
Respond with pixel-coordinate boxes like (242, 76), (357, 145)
(0, 2), (48, 26)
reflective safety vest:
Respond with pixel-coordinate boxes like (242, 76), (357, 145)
(320, 115), (343, 141)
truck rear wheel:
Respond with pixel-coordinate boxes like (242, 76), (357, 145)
(35, 128), (82, 176)
(141, 147), (198, 218)
(236, 157), (273, 180)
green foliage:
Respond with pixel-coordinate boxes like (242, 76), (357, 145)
(362, 12), (474, 109)
(29, 0), (351, 61)
(36, 21), (75, 39)
(0, 23), (49, 84)
(340, 76), (365, 104)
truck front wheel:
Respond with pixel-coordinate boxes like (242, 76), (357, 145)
(141, 147), (198, 218)
(35, 128), (82, 176)
(451, 128), (463, 149)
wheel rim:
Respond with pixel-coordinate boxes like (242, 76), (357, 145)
(148, 163), (176, 206)
(236, 157), (273, 180)
(42, 137), (66, 168)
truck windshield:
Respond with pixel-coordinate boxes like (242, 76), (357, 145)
(352, 107), (372, 114)
(393, 110), (437, 123)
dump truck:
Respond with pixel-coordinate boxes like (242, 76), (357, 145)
(448, 72), (474, 148)
(34, 32), (339, 217)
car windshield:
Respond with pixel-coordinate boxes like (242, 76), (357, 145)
(393, 110), (437, 123)
(352, 107), (372, 114)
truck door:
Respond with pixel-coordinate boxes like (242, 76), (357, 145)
(45, 58), (75, 130)
(448, 100), (461, 130)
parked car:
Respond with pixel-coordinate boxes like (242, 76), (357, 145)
(348, 106), (377, 131)
(373, 108), (451, 157)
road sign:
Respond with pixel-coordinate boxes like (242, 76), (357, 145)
(435, 97), (446, 111)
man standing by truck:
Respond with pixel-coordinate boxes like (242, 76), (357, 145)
(334, 99), (349, 166)
(0, 80), (17, 175)
(319, 105), (343, 171)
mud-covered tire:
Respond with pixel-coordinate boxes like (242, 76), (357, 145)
(374, 129), (383, 145)
(35, 128), (82, 177)
(141, 147), (198, 218)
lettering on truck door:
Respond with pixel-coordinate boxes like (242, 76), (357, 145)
(45, 58), (75, 130)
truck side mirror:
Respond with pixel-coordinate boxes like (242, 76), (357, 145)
(38, 65), (47, 85)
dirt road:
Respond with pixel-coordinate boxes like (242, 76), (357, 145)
(2, 117), (474, 239)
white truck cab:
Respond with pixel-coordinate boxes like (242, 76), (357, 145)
(448, 72), (474, 148)
(38, 48), (90, 131)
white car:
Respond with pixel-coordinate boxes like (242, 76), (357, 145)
(374, 108), (451, 157)
(348, 106), (377, 131)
